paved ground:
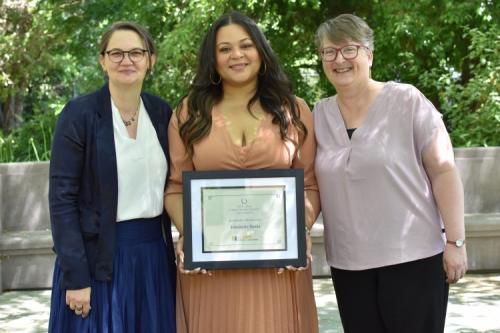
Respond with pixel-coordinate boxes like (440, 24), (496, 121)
(1, 274), (499, 332)
(313, 274), (500, 333)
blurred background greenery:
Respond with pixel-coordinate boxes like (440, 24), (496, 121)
(1, 0), (498, 162)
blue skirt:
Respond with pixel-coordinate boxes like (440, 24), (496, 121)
(49, 217), (176, 333)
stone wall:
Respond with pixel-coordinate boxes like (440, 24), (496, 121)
(0, 162), (52, 291)
(454, 148), (500, 271)
(1, 147), (499, 291)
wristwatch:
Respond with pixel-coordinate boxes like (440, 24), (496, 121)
(447, 239), (465, 248)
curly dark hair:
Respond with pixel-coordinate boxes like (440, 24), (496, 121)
(177, 11), (307, 157)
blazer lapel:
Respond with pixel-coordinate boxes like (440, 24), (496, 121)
(142, 94), (169, 163)
(95, 85), (118, 222)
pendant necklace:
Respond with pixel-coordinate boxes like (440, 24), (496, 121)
(122, 107), (138, 127)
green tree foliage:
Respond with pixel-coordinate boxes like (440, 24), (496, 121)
(440, 27), (499, 146)
(151, 0), (324, 106)
(370, 0), (499, 146)
(0, 0), (498, 162)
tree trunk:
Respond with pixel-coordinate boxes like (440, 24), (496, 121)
(1, 94), (24, 133)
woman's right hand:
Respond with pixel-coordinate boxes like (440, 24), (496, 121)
(176, 235), (210, 275)
(66, 287), (91, 318)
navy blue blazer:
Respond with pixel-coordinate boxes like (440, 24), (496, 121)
(49, 85), (175, 290)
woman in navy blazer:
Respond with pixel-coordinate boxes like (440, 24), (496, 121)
(48, 21), (176, 332)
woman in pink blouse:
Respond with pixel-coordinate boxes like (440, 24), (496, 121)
(313, 14), (467, 332)
(165, 11), (321, 333)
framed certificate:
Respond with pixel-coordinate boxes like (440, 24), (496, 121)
(182, 169), (306, 270)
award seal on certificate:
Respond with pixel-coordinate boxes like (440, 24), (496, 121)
(182, 169), (306, 269)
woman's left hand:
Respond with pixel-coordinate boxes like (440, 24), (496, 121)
(277, 232), (312, 274)
(443, 244), (468, 284)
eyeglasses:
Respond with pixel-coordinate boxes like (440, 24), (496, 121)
(319, 45), (369, 62)
(104, 48), (149, 63)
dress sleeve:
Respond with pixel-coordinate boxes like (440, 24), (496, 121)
(292, 98), (321, 226)
(166, 103), (194, 195)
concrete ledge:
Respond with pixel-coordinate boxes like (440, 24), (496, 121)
(466, 213), (500, 271)
(0, 230), (53, 253)
(0, 162), (52, 291)
(0, 230), (54, 290)
(309, 213), (500, 276)
(1, 215), (499, 289)
(0, 162), (50, 232)
(1, 148), (499, 290)
(465, 213), (500, 235)
(454, 148), (500, 214)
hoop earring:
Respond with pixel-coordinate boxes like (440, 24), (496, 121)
(209, 72), (221, 85)
(259, 62), (267, 76)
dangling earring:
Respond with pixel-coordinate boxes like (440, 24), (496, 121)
(259, 62), (267, 76)
(209, 72), (221, 85)
(103, 70), (108, 81)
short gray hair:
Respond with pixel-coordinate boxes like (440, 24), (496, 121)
(315, 14), (374, 51)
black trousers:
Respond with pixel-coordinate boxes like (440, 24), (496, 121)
(331, 253), (449, 333)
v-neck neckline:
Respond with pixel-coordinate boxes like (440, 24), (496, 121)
(111, 97), (142, 141)
(333, 82), (389, 142)
(214, 106), (267, 151)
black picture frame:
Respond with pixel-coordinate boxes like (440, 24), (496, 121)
(182, 169), (306, 270)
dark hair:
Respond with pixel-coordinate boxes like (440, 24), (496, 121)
(99, 21), (156, 71)
(178, 11), (307, 157)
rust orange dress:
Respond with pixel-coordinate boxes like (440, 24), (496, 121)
(166, 98), (321, 333)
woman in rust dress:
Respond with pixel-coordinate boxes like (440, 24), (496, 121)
(165, 11), (320, 333)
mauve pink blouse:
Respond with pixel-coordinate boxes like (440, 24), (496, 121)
(314, 82), (446, 270)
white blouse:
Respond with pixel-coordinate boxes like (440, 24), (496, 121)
(111, 98), (167, 222)
(314, 82), (446, 270)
